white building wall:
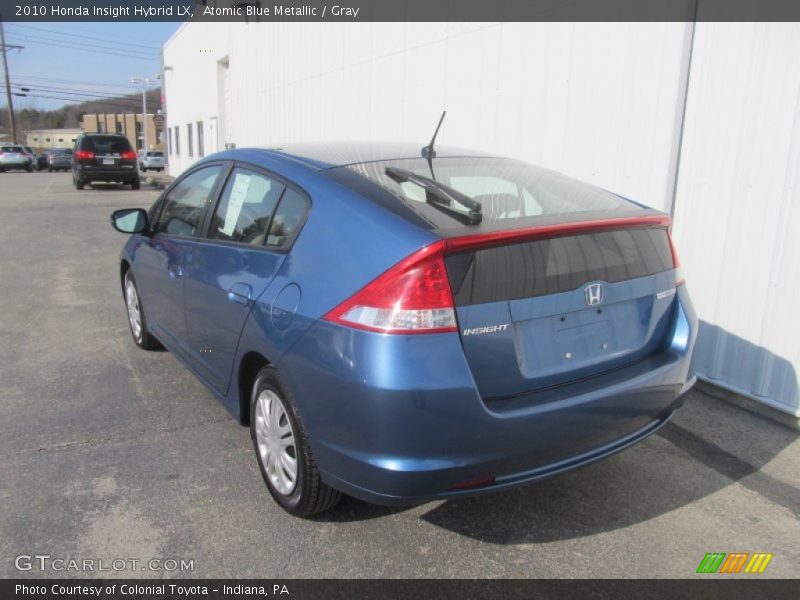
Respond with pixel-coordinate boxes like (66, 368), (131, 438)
(672, 22), (800, 415)
(163, 21), (800, 415)
(165, 22), (689, 211)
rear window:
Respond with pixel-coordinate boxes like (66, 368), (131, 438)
(147, 152), (164, 157)
(80, 136), (132, 154)
(449, 228), (674, 306)
(341, 157), (636, 230)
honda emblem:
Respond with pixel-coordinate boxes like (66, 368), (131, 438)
(585, 283), (603, 306)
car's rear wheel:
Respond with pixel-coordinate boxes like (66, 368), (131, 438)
(131, 179), (140, 190)
(250, 367), (341, 517)
(124, 271), (160, 350)
(74, 176), (84, 190)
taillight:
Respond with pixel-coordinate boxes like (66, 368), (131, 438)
(323, 240), (457, 334)
(120, 150), (137, 160)
(667, 230), (685, 287)
(74, 150), (95, 160)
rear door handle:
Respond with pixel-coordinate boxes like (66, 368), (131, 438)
(168, 266), (183, 280)
(228, 282), (252, 305)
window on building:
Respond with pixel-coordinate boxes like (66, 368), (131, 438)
(98, 122), (106, 133)
(46, 138), (50, 142)
(58, 138), (63, 142)
(196, 121), (204, 158)
(168, 128), (172, 155)
(116, 121), (124, 134)
(135, 121), (143, 150)
(174, 126), (180, 156)
(33, 137), (38, 142)
(71, 138), (76, 142)
(187, 123), (193, 157)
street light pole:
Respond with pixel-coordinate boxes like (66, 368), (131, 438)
(130, 76), (156, 152)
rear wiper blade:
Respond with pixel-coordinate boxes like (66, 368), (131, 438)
(385, 167), (482, 225)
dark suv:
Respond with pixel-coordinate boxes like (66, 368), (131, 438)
(72, 134), (140, 190)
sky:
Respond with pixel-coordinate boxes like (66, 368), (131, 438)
(2, 22), (181, 111)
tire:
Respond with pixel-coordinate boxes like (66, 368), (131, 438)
(48, 167), (53, 172)
(250, 366), (341, 517)
(75, 177), (84, 190)
(26, 165), (33, 172)
(123, 271), (160, 350)
(131, 179), (140, 190)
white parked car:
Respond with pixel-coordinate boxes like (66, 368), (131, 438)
(0, 145), (34, 172)
(139, 151), (165, 172)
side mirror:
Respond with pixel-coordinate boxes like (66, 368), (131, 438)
(110, 208), (149, 234)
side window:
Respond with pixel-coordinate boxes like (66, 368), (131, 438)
(209, 168), (285, 245)
(266, 188), (308, 248)
(156, 165), (223, 237)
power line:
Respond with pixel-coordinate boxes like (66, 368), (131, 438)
(3, 87), (156, 111)
(13, 82), (157, 101)
(6, 92), (147, 110)
(11, 74), (141, 90)
(5, 33), (159, 61)
(7, 23), (163, 51)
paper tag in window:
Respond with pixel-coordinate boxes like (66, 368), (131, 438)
(220, 173), (251, 236)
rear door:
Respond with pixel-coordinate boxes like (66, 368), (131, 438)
(183, 165), (310, 394)
(133, 164), (226, 355)
(448, 226), (679, 400)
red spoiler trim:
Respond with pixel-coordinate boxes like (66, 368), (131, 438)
(444, 214), (672, 253)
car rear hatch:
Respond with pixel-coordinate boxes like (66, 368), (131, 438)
(328, 156), (685, 403)
(76, 136), (136, 168)
(444, 216), (681, 402)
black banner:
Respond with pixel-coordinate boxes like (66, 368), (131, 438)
(3, 579), (800, 600)
(1, 0), (800, 23)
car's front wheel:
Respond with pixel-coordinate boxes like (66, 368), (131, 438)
(250, 367), (341, 517)
(124, 271), (160, 350)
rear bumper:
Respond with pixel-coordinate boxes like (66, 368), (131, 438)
(277, 290), (697, 505)
(75, 165), (138, 182)
(0, 159), (31, 168)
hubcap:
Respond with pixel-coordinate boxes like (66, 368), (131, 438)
(125, 279), (142, 340)
(254, 390), (298, 495)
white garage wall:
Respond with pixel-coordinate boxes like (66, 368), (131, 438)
(165, 22), (689, 211)
(672, 22), (800, 416)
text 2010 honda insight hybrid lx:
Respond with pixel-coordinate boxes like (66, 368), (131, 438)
(111, 142), (697, 516)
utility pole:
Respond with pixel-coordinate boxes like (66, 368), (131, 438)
(131, 76), (156, 152)
(0, 19), (23, 144)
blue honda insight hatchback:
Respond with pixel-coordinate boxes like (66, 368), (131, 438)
(111, 142), (697, 516)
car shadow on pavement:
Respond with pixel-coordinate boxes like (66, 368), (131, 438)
(417, 390), (798, 544)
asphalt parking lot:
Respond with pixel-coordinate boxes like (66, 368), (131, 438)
(0, 172), (798, 579)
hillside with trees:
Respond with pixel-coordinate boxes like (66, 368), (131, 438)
(0, 88), (160, 133)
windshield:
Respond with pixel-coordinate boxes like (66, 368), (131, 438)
(342, 157), (638, 229)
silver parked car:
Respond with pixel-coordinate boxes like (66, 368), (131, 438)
(0, 145), (34, 172)
(47, 148), (73, 171)
(139, 151), (165, 172)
